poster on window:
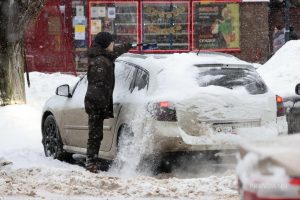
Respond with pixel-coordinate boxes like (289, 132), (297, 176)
(194, 3), (240, 49)
(91, 20), (102, 35)
(76, 6), (84, 16)
(107, 7), (116, 19)
(75, 25), (85, 40)
(98, 7), (106, 17)
(91, 7), (99, 18)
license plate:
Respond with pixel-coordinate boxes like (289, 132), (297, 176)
(214, 126), (233, 134)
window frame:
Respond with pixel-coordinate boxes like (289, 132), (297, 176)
(133, 68), (150, 91)
(71, 73), (87, 97)
(116, 60), (150, 92)
(141, 1), (190, 52)
(192, 1), (241, 52)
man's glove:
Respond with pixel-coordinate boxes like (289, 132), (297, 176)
(131, 42), (138, 48)
(131, 43), (158, 50)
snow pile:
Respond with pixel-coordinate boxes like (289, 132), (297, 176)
(257, 40), (300, 96)
(25, 72), (79, 109)
(0, 72), (79, 153)
(0, 72), (79, 162)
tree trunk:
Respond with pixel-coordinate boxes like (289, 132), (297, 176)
(0, 42), (26, 105)
(0, 0), (45, 106)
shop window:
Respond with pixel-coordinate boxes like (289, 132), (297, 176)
(24, 3), (68, 72)
(72, 1), (88, 49)
(88, 1), (138, 46)
(72, 0), (89, 71)
(193, 2), (240, 50)
(142, 2), (189, 50)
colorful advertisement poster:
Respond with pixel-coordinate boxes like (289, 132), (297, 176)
(98, 7), (106, 17)
(91, 7), (99, 18)
(76, 6), (84, 16)
(75, 25), (85, 40)
(107, 7), (116, 19)
(72, 16), (87, 27)
(194, 3), (240, 49)
(91, 20), (102, 35)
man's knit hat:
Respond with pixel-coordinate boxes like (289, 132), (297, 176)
(94, 32), (114, 49)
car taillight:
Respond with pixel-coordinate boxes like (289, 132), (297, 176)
(243, 191), (258, 200)
(290, 178), (300, 186)
(159, 101), (170, 108)
(150, 101), (177, 121)
(276, 95), (285, 117)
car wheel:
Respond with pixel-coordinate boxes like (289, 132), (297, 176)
(117, 124), (134, 151)
(42, 115), (72, 161)
(113, 125), (135, 169)
(117, 125), (159, 174)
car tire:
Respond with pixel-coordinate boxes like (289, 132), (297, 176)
(117, 125), (160, 174)
(112, 124), (135, 169)
(117, 124), (134, 151)
(42, 115), (72, 161)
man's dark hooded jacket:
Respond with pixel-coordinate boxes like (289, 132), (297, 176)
(84, 42), (132, 118)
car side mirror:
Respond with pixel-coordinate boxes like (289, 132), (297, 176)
(56, 84), (71, 97)
(295, 83), (300, 95)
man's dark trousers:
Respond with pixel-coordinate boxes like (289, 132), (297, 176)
(86, 114), (104, 164)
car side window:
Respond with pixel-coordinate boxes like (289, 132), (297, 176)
(128, 66), (138, 92)
(72, 74), (87, 96)
(115, 62), (137, 93)
(134, 69), (149, 91)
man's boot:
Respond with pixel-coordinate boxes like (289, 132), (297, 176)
(86, 154), (98, 173)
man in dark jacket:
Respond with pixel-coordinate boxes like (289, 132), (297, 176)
(84, 32), (132, 173)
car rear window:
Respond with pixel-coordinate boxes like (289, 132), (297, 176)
(195, 65), (268, 95)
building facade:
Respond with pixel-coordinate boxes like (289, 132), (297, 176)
(24, 0), (299, 72)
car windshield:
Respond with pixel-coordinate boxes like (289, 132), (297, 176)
(195, 64), (267, 95)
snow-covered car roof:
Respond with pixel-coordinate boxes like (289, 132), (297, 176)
(117, 52), (252, 74)
(116, 52), (264, 100)
(239, 134), (300, 177)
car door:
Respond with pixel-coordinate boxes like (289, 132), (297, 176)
(114, 61), (138, 108)
(113, 61), (140, 126)
(61, 76), (88, 149)
(115, 62), (149, 128)
(61, 74), (121, 153)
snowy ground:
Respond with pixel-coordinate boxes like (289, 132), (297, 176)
(0, 72), (238, 200)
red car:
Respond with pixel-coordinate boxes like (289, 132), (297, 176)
(237, 133), (300, 200)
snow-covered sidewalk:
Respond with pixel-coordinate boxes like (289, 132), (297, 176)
(1, 161), (237, 199)
(0, 72), (238, 199)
